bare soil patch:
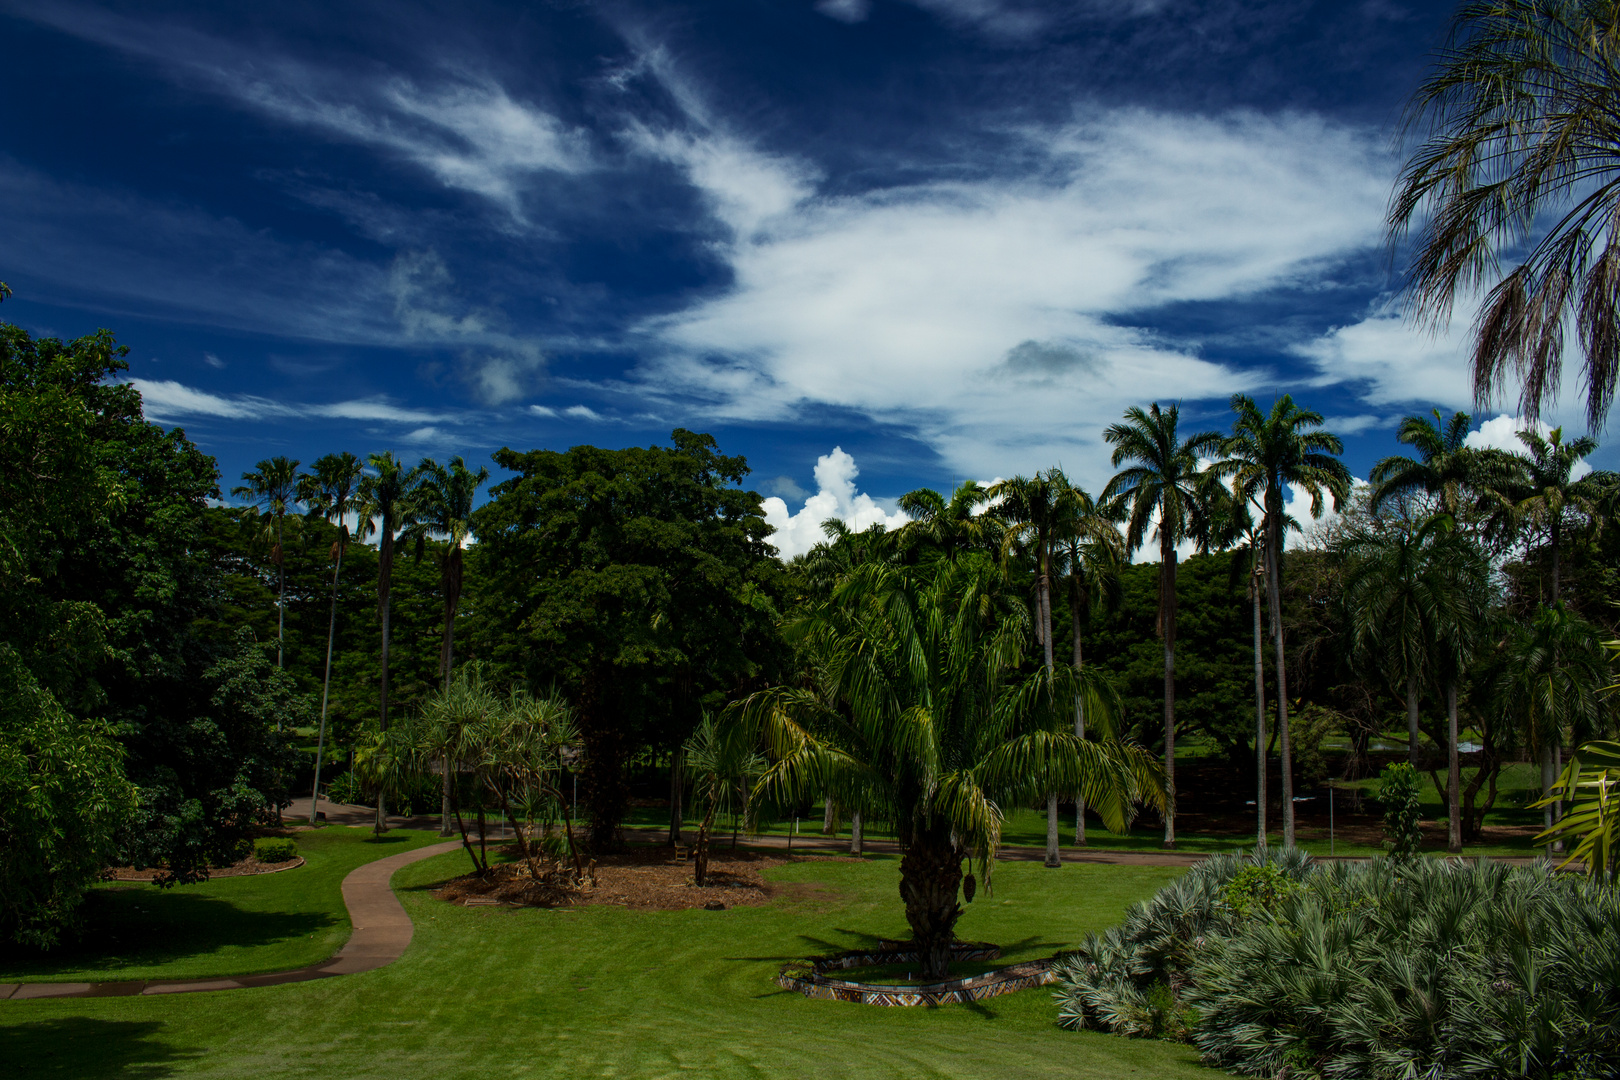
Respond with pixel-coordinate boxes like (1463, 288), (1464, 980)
(101, 855), (304, 883)
(435, 844), (853, 911)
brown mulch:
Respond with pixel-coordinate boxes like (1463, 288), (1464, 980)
(435, 843), (854, 911)
(102, 855), (305, 883)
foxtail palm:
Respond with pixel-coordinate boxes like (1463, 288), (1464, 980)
(729, 557), (1161, 979)
(1214, 394), (1350, 848)
(406, 456), (490, 834)
(1390, 0), (1620, 428)
(1103, 403), (1224, 848)
(298, 451), (368, 825)
(232, 456), (302, 670)
(357, 452), (422, 832)
(991, 469), (1082, 867)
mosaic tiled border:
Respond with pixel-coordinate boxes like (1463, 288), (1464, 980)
(778, 941), (1058, 1006)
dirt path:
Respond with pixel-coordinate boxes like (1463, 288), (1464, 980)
(1, 839), (462, 1001)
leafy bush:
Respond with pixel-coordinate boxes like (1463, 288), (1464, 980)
(1378, 762), (1424, 858)
(1054, 852), (1620, 1080)
(325, 769), (365, 806)
(253, 837), (297, 863)
(1222, 863), (1299, 919)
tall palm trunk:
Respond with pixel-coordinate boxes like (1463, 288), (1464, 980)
(1071, 585), (1086, 846)
(1039, 542), (1060, 868)
(309, 540), (344, 825)
(274, 514), (286, 672)
(1251, 562), (1267, 849)
(437, 543), (464, 837)
(1540, 741), (1557, 855)
(1407, 679), (1421, 767)
(850, 811), (863, 855)
(667, 747), (684, 845)
(1160, 535), (1177, 849)
(1266, 512), (1295, 848)
(1446, 681), (1461, 853)
(375, 528), (394, 834)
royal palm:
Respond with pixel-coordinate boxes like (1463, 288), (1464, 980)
(1103, 403), (1223, 848)
(232, 456), (302, 669)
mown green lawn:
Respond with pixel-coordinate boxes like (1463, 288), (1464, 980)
(0, 828), (443, 983)
(3, 838), (1209, 1079)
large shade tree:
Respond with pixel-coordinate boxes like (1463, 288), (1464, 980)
(1214, 394), (1350, 848)
(1390, 0), (1620, 428)
(729, 556), (1162, 979)
(1102, 403), (1224, 848)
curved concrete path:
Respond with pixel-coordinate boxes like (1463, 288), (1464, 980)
(1, 839), (462, 1001)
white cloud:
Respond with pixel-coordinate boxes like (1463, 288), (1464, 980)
(815, 0), (872, 23)
(565, 404), (604, 420)
(1281, 477), (1366, 550)
(202, 352), (226, 369)
(638, 108), (1389, 488)
(1295, 303), (1474, 410)
(528, 404), (559, 417)
(128, 378), (449, 426)
(761, 447), (910, 560)
(1466, 415), (1594, 479)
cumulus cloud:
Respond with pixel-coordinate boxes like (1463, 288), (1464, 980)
(761, 447), (910, 560)
(639, 108), (1388, 487)
(1466, 415), (1594, 479)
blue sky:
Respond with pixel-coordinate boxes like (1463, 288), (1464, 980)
(2, 0), (1607, 556)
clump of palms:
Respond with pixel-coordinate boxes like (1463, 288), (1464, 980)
(729, 556), (1163, 980)
(1495, 426), (1604, 601)
(1103, 402), (1225, 849)
(682, 714), (764, 887)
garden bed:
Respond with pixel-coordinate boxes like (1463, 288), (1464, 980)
(435, 844), (852, 911)
(778, 940), (1060, 1006)
(101, 855), (305, 882)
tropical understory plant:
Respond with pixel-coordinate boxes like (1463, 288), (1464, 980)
(682, 714), (764, 887)
(727, 555), (1164, 980)
(1055, 851), (1620, 1080)
(1535, 739), (1620, 879)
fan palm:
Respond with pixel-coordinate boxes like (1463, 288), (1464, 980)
(298, 451), (368, 825)
(1389, 0), (1620, 428)
(1496, 427), (1603, 601)
(1103, 403), (1226, 848)
(1213, 394), (1351, 848)
(728, 556), (1163, 979)
(357, 452), (422, 832)
(231, 456), (302, 670)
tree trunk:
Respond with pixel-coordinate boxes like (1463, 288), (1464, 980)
(694, 786), (719, 887)
(438, 545), (463, 838)
(275, 514), (286, 672)
(1407, 678), (1421, 768)
(667, 748), (684, 846)
(823, 794), (836, 835)
(309, 541), (344, 825)
(850, 811), (863, 855)
(1550, 518), (1561, 603)
(577, 669), (627, 852)
(376, 527), (394, 835)
(1252, 565), (1267, 849)
(1446, 681), (1461, 854)
(899, 823), (963, 981)
(1540, 742), (1556, 856)
(1266, 513), (1294, 848)
(1038, 543), (1061, 867)
(440, 757), (454, 837)
(1160, 539), (1177, 849)
(1071, 583), (1086, 846)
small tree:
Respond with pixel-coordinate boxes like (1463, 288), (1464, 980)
(1378, 762), (1424, 859)
(683, 714), (763, 887)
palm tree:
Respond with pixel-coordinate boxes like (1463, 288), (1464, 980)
(896, 480), (999, 563)
(232, 456), (302, 670)
(991, 469), (1082, 867)
(729, 556), (1162, 979)
(1497, 427), (1602, 602)
(682, 714), (765, 887)
(298, 451), (368, 825)
(1389, 0), (1620, 428)
(405, 455), (490, 834)
(1369, 409), (1487, 518)
(357, 452), (422, 833)
(1214, 394), (1351, 848)
(1496, 601), (1612, 853)
(1103, 403), (1225, 848)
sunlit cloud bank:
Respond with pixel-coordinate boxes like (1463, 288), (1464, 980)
(762, 447), (910, 559)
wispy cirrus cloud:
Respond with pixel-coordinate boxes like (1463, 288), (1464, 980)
(129, 378), (451, 426)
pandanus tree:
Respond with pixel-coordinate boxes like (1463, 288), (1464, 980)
(991, 468), (1083, 867)
(1102, 403), (1224, 849)
(1390, 0), (1620, 430)
(356, 452), (421, 832)
(728, 556), (1163, 980)
(404, 455), (489, 834)
(232, 456), (302, 669)
(1213, 394), (1351, 848)
(298, 451), (367, 824)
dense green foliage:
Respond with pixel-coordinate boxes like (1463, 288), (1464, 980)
(1055, 850), (1620, 1079)
(1378, 763), (1425, 858)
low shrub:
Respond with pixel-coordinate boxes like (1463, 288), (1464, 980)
(253, 837), (298, 863)
(1053, 851), (1620, 1080)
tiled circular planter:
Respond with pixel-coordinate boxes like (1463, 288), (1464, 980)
(777, 940), (1059, 1006)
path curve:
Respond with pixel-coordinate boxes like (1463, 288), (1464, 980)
(1, 839), (462, 1001)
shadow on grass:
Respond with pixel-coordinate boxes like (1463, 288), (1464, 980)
(0, 891), (339, 978)
(2, 1019), (195, 1078)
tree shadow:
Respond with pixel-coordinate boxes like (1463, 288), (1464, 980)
(0, 890), (339, 978)
(2, 1018), (195, 1079)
